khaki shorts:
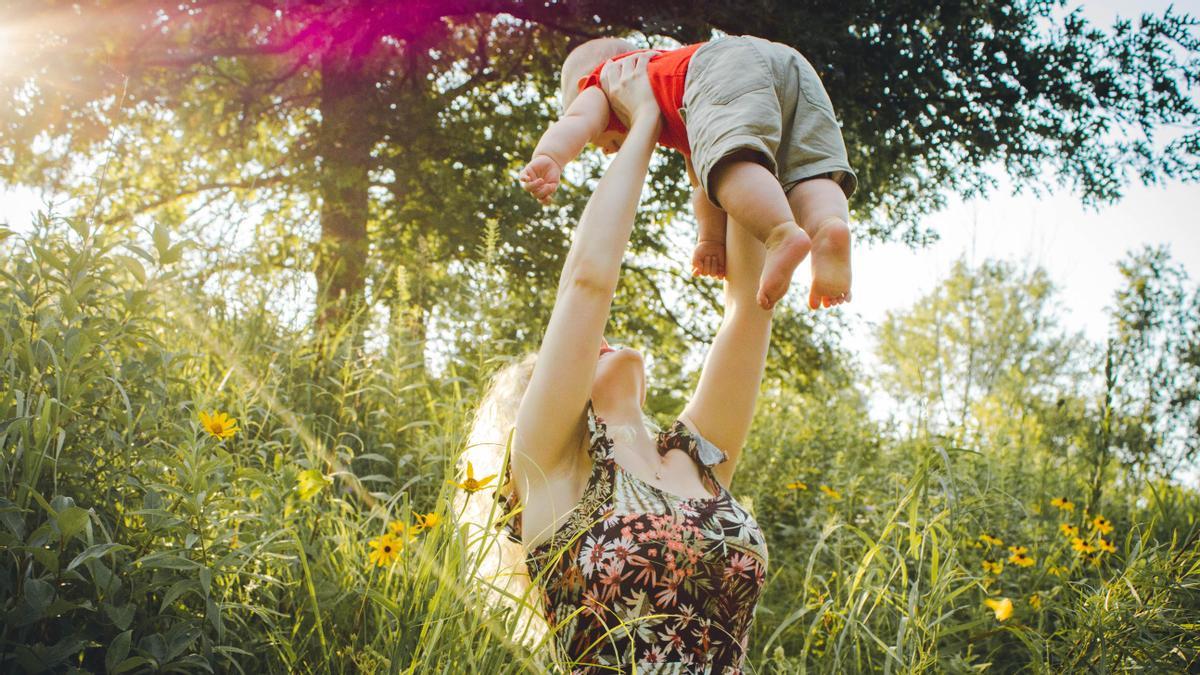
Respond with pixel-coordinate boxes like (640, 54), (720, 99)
(681, 35), (857, 207)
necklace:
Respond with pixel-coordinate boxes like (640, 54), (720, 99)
(610, 422), (667, 481)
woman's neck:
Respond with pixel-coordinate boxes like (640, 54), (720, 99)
(594, 398), (644, 429)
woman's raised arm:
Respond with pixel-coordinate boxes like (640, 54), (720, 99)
(680, 216), (774, 488)
(511, 54), (663, 490)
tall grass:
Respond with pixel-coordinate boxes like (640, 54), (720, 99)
(0, 216), (1196, 673)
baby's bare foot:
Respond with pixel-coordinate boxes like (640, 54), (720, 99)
(757, 223), (811, 310)
(808, 217), (852, 310)
(691, 240), (727, 278)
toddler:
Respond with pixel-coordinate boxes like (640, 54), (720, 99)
(519, 36), (858, 310)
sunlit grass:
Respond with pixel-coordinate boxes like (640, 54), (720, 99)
(0, 214), (1197, 672)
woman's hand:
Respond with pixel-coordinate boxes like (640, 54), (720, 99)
(600, 52), (661, 128)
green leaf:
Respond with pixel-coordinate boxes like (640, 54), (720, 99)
(112, 656), (153, 674)
(106, 630), (132, 674)
(24, 577), (55, 614)
(104, 603), (135, 631)
(198, 568), (212, 598)
(160, 579), (199, 612)
(152, 222), (171, 262)
(296, 469), (330, 501)
(56, 506), (90, 541)
(206, 597), (223, 637)
(115, 255), (147, 284)
(141, 633), (166, 664)
(68, 217), (90, 240)
(135, 551), (200, 571)
(160, 242), (186, 265)
(125, 244), (156, 265)
(67, 543), (132, 571)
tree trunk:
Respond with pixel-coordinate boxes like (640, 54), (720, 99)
(315, 52), (373, 331)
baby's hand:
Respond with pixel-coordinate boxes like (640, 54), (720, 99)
(519, 155), (563, 205)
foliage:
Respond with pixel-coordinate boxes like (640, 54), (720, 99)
(1, 0), (1198, 342)
(1, 216), (1197, 672)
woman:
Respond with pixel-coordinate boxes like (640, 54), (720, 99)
(460, 52), (840, 673)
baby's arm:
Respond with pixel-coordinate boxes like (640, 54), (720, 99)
(688, 155), (729, 278)
(520, 87), (611, 204)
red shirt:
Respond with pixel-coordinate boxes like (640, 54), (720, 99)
(577, 43), (705, 156)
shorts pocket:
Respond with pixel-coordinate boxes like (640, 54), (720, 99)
(796, 58), (835, 114)
(696, 39), (774, 106)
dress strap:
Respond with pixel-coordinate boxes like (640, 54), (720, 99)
(658, 419), (728, 495)
(585, 401), (615, 462)
(659, 419), (729, 467)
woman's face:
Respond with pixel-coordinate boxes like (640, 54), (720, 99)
(592, 336), (645, 408)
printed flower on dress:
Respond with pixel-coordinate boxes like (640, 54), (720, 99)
(579, 533), (611, 577)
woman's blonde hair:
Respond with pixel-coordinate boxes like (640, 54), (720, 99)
(450, 349), (659, 655)
(451, 353), (548, 649)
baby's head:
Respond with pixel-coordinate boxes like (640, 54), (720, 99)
(560, 37), (636, 112)
(561, 37), (636, 153)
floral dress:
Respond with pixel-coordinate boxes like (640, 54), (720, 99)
(498, 404), (769, 674)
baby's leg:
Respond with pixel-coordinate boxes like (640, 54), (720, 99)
(710, 150), (810, 309)
(786, 177), (851, 309)
(692, 189), (728, 278)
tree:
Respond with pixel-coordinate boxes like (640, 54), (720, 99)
(1, 0), (1197, 347)
(875, 258), (1089, 445)
(1101, 246), (1200, 479)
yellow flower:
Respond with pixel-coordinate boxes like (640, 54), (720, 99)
(818, 485), (842, 500)
(1029, 594), (1042, 610)
(368, 534), (402, 567)
(1047, 564), (1069, 577)
(984, 597), (1013, 622)
(199, 410), (239, 440)
(979, 533), (1004, 547)
(982, 559), (1004, 575)
(786, 480), (808, 491)
(1009, 552), (1035, 567)
(1059, 523), (1079, 538)
(1072, 537), (1096, 554)
(388, 520), (418, 541)
(1050, 497), (1075, 512)
(448, 461), (497, 493)
(1007, 545), (1028, 556)
(1097, 537), (1116, 554)
(1090, 515), (1113, 535)
(414, 512), (442, 532)
(296, 469), (330, 501)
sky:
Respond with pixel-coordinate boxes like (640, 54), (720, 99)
(2, 0), (1197, 377)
